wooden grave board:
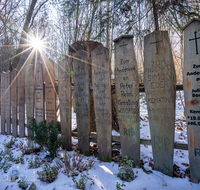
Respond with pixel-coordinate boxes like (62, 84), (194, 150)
(58, 56), (72, 150)
(1, 72), (6, 134)
(91, 45), (112, 160)
(35, 62), (44, 124)
(11, 69), (18, 137)
(6, 71), (11, 135)
(45, 62), (56, 124)
(18, 68), (25, 137)
(73, 50), (90, 155)
(143, 31), (176, 176)
(113, 35), (140, 165)
(183, 19), (200, 183)
(25, 63), (34, 135)
(0, 75), (1, 114)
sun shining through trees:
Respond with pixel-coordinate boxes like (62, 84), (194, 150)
(30, 37), (44, 51)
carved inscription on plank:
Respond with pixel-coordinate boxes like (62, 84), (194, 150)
(45, 64), (56, 124)
(114, 35), (140, 165)
(58, 56), (72, 150)
(6, 71), (11, 135)
(35, 62), (44, 124)
(144, 31), (176, 176)
(183, 19), (200, 183)
(91, 45), (112, 160)
(11, 69), (17, 137)
(73, 50), (90, 155)
(1, 72), (6, 134)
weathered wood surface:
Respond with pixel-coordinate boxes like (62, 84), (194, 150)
(11, 69), (18, 137)
(144, 31), (176, 176)
(73, 50), (90, 155)
(25, 63), (34, 136)
(45, 63), (56, 124)
(0, 75), (1, 114)
(35, 62), (44, 124)
(6, 71), (11, 135)
(91, 45), (112, 160)
(183, 19), (200, 183)
(18, 68), (25, 137)
(113, 35), (140, 165)
(58, 56), (72, 150)
(1, 72), (6, 134)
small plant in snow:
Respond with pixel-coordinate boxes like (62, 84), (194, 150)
(15, 154), (24, 164)
(72, 167), (94, 190)
(4, 136), (15, 148)
(28, 155), (40, 169)
(37, 163), (58, 183)
(116, 181), (126, 190)
(117, 156), (137, 182)
(10, 169), (19, 181)
(18, 179), (29, 190)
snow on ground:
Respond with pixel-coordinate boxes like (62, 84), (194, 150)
(0, 91), (200, 189)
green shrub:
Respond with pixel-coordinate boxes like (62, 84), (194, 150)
(37, 163), (58, 183)
(28, 155), (40, 169)
(26, 118), (62, 157)
(117, 156), (137, 182)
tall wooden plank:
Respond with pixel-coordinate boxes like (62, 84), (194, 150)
(1, 72), (6, 134)
(25, 63), (34, 135)
(73, 50), (90, 155)
(45, 62), (56, 124)
(6, 71), (11, 135)
(58, 56), (72, 150)
(35, 62), (44, 124)
(183, 19), (200, 183)
(143, 31), (176, 176)
(91, 45), (112, 160)
(11, 69), (18, 137)
(18, 69), (25, 137)
(113, 35), (140, 165)
(0, 75), (1, 115)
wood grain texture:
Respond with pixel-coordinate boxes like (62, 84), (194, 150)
(58, 56), (72, 150)
(6, 71), (11, 135)
(35, 62), (44, 124)
(45, 63), (56, 124)
(11, 69), (18, 137)
(73, 50), (90, 155)
(1, 72), (6, 134)
(144, 31), (176, 176)
(183, 20), (200, 183)
(91, 45), (112, 160)
(18, 68), (25, 137)
(114, 36), (140, 165)
(25, 63), (34, 136)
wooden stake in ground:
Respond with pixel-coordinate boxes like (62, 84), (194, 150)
(113, 35), (140, 165)
(1, 72), (6, 134)
(6, 70), (11, 135)
(35, 62), (44, 124)
(11, 69), (18, 137)
(143, 31), (176, 176)
(58, 56), (72, 150)
(18, 68), (25, 137)
(45, 62), (56, 124)
(91, 45), (112, 161)
(73, 50), (90, 155)
(182, 18), (200, 183)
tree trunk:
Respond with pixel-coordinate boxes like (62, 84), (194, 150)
(152, 0), (159, 31)
(12, 0), (38, 68)
(106, 0), (110, 49)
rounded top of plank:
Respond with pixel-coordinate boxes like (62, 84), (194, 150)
(113, 35), (134, 43)
(144, 30), (168, 39)
(182, 18), (200, 31)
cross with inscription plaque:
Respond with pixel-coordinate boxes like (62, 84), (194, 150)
(150, 40), (163, 54)
(189, 31), (200, 54)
